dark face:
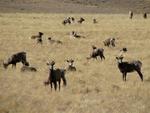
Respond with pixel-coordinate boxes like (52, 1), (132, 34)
(116, 57), (123, 63)
(39, 32), (43, 36)
(24, 62), (29, 66)
(3, 63), (8, 69)
(48, 37), (51, 40)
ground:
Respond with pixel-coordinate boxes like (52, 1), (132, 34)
(0, 13), (150, 113)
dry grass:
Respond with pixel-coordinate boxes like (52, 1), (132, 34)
(0, 13), (150, 113)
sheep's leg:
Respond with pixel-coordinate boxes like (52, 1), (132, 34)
(54, 81), (57, 91)
(12, 64), (16, 69)
(50, 82), (53, 91)
(124, 73), (127, 81)
(122, 73), (125, 81)
(102, 55), (105, 60)
(122, 73), (127, 81)
(58, 80), (61, 91)
(136, 70), (143, 81)
(61, 75), (67, 86)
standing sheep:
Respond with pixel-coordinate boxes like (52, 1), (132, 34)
(129, 11), (133, 19)
(44, 61), (67, 91)
(87, 46), (105, 60)
(116, 56), (143, 81)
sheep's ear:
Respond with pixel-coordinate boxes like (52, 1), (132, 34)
(66, 60), (69, 62)
(116, 57), (119, 60)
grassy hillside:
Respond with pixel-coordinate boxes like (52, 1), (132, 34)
(0, 13), (150, 113)
(0, 0), (150, 13)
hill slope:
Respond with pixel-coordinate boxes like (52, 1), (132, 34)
(0, 0), (150, 13)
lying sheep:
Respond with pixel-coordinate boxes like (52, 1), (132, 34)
(103, 38), (115, 47)
(66, 59), (76, 71)
(48, 37), (62, 44)
(21, 65), (37, 72)
(70, 31), (85, 39)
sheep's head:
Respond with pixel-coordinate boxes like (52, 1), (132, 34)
(3, 61), (8, 69)
(116, 56), (124, 63)
(47, 61), (55, 66)
(39, 32), (44, 36)
(121, 48), (127, 52)
(92, 45), (97, 50)
(24, 61), (29, 66)
(48, 37), (52, 40)
(66, 59), (74, 66)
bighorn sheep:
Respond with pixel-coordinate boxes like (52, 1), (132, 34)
(44, 61), (67, 91)
(3, 52), (29, 69)
(78, 17), (85, 24)
(66, 59), (76, 71)
(143, 12), (147, 19)
(70, 31), (85, 39)
(103, 38), (116, 47)
(87, 46), (105, 60)
(116, 56), (143, 81)
(48, 37), (62, 44)
(31, 32), (43, 44)
(21, 65), (37, 72)
(129, 11), (133, 19)
(93, 19), (98, 24)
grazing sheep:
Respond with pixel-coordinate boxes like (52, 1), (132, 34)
(3, 52), (29, 69)
(31, 32), (43, 44)
(116, 56), (143, 81)
(78, 17), (85, 24)
(87, 46), (105, 60)
(129, 11), (133, 19)
(66, 59), (76, 71)
(44, 61), (67, 91)
(21, 65), (37, 72)
(48, 37), (62, 44)
(93, 19), (98, 24)
(143, 12), (147, 19)
(103, 38), (116, 47)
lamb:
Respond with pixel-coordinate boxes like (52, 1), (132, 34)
(87, 46), (105, 60)
(21, 65), (37, 72)
(66, 59), (76, 71)
(103, 38), (116, 47)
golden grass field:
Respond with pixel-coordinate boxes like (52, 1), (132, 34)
(0, 13), (150, 113)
